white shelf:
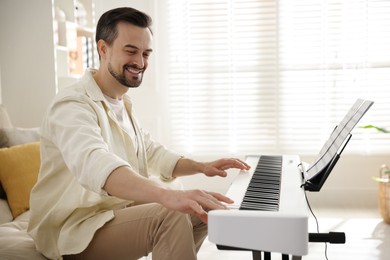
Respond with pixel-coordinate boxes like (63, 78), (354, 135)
(53, 0), (96, 88)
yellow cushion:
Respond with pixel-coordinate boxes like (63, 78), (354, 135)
(0, 142), (40, 218)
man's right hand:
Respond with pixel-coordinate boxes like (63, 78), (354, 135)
(159, 189), (233, 223)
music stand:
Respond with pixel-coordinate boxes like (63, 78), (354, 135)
(303, 99), (374, 192)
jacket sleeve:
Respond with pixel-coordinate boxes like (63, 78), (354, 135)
(140, 128), (182, 181)
(44, 97), (130, 195)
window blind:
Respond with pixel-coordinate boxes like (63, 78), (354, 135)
(160, 0), (390, 157)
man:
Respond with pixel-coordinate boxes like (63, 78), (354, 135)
(28, 7), (250, 260)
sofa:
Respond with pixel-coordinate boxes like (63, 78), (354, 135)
(0, 105), (46, 259)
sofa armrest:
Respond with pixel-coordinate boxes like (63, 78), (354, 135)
(0, 211), (47, 260)
(2, 127), (40, 147)
(0, 199), (13, 225)
(0, 105), (13, 128)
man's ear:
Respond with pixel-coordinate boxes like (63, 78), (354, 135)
(97, 39), (108, 59)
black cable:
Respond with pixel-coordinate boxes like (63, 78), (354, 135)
(325, 242), (329, 259)
(303, 189), (329, 260)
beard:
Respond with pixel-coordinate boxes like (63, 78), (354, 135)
(108, 63), (144, 88)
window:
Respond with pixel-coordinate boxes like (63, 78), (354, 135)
(157, 0), (390, 157)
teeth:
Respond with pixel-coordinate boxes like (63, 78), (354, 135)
(126, 67), (141, 74)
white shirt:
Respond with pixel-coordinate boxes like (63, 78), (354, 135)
(103, 94), (138, 154)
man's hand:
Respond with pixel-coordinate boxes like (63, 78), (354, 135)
(104, 166), (235, 223)
(165, 157), (250, 223)
(202, 158), (251, 177)
(172, 157), (250, 178)
(160, 189), (234, 223)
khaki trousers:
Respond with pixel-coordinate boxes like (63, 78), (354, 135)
(64, 203), (207, 260)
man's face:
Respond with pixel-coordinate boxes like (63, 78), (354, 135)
(105, 22), (153, 88)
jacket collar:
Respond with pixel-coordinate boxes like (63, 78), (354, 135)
(82, 69), (133, 112)
(83, 69), (106, 102)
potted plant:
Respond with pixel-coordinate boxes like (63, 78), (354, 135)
(361, 125), (390, 223)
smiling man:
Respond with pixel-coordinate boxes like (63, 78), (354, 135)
(95, 19), (152, 91)
(27, 7), (250, 260)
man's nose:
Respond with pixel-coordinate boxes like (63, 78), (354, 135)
(133, 54), (145, 68)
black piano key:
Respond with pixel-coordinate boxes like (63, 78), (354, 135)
(241, 202), (278, 211)
(239, 155), (282, 211)
(256, 165), (281, 171)
(252, 172), (281, 178)
(245, 191), (279, 200)
(250, 179), (280, 185)
(244, 194), (278, 201)
(243, 197), (279, 206)
(246, 186), (278, 192)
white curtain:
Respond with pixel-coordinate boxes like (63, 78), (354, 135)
(157, 0), (390, 157)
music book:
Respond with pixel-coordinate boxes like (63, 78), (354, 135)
(303, 98), (374, 191)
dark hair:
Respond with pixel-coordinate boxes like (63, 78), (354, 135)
(95, 7), (153, 55)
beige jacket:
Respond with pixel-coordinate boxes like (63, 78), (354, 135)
(28, 69), (181, 259)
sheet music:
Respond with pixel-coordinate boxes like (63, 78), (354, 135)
(306, 99), (374, 179)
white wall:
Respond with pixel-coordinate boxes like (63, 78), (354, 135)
(0, 66), (2, 104)
(302, 154), (382, 209)
(0, 0), (57, 127)
(1, 0), (109, 122)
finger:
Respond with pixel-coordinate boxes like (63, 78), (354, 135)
(197, 211), (208, 224)
(197, 191), (233, 211)
(204, 165), (228, 177)
(194, 192), (227, 211)
(206, 191), (234, 204)
(214, 169), (228, 177)
(188, 200), (206, 215)
(217, 159), (249, 171)
(229, 158), (251, 170)
(188, 201), (209, 223)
